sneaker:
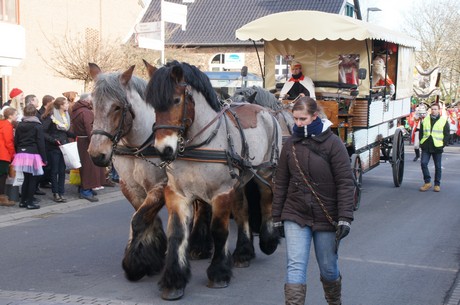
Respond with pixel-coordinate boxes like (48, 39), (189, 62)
(80, 189), (99, 202)
(433, 185), (441, 192)
(79, 193), (99, 202)
(419, 183), (432, 192)
(59, 194), (67, 202)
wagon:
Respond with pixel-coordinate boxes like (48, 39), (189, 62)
(236, 10), (418, 209)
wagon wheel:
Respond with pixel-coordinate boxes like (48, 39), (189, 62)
(392, 128), (405, 187)
(350, 154), (362, 211)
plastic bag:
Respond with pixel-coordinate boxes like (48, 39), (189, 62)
(59, 142), (81, 169)
(6, 170), (24, 186)
(69, 169), (81, 185)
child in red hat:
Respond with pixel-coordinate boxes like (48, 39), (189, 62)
(8, 88), (25, 121)
(9, 88), (23, 99)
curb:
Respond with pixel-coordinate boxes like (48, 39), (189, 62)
(0, 190), (123, 228)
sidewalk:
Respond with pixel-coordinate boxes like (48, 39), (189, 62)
(0, 179), (123, 228)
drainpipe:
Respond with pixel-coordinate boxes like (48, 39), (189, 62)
(353, 0), (363, 20)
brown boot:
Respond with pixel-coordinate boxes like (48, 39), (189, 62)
(321, 275), (342, 305)
(419, 182), (432, 192)
(0, 194), (15, 207)
(284, 283), (306, 305)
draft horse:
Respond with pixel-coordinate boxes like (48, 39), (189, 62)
(232, 85), (295, 140)
(87, 63), (264, 289)
(87, 63), (169, 281)
(144, 60), (282, 300)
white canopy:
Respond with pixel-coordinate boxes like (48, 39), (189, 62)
(236, 10), (418, 48)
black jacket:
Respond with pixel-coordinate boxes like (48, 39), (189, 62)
(14, 119), (47, 163)
(42, 115), (75, 150)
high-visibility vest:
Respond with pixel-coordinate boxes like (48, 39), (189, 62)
(420, 116), (447, 147)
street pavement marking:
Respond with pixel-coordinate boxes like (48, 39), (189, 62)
(341, 256), (458, 273)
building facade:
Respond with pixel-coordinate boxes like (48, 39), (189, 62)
(1, 0), (145, 105)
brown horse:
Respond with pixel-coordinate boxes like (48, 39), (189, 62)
(143, 60), (282, 300)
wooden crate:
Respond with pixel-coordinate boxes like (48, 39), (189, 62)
(350, 99), (368, 127)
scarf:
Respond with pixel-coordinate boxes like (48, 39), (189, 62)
(288, 73), (305, 82)
(293, 117), (323, 138)
(22, 116), (41, 124)
(430, 114), (440, 120)
(51, 108), (70, 131)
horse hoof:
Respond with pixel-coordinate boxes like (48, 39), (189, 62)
(207, 280), (229, 288)
(234, 261), (250, 268)
(161, 288), (184, 300)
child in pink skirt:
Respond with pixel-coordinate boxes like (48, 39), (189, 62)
(12, 104), (47, 209)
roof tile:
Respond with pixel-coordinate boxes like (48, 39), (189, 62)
(141, 0), (346, 45)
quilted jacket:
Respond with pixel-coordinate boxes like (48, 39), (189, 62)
(272, 125), (354, 232)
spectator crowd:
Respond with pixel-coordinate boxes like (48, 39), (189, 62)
(0, 88), (117, 209)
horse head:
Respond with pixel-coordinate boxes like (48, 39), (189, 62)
(145, 60), (197, 162)
(88, 63), (150, 167)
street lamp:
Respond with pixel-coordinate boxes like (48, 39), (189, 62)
(366, 7), (382, 22)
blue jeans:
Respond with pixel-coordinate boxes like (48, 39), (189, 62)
(49, 149), (66, 194)
(284, 221), (339, 284)
(420, 150), (442, 186)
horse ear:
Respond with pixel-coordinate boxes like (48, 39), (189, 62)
(120, 65), (135, 86)
(143, 59), (157, 78)
(89, 63), (102, 80)
(171, 65), (184, 83)
(247, 92), (257, 104)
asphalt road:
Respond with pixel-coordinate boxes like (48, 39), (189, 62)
(0, 144), (459, 305)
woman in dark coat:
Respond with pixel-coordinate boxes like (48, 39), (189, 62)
(272, 97), (354, 305)
(70, 94), (102, 202)
(42, 97), (74, 202)
(12, 104), (47, 209)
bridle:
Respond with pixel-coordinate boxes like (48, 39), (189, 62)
(91, 92), (134, 152)
(152, 82), (195, 154)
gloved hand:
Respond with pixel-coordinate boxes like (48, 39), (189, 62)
(335, 220), (350, 253)
(274, 221), (285, 238)
(336, 220), (351, 241)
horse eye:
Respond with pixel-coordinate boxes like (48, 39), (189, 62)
(114, 105), (121, 111)
(173, 98), (181, 104)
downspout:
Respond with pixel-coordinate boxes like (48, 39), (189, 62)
(353, 0), (363, 20)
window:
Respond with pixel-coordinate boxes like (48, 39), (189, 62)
(209, 53), (226, 71)
(275, 55), (289, 82)
(345, 3), (354, 17)
(0, 0), (19, 24)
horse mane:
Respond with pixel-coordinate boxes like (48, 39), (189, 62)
(146, 60), (220, 112)
(93, 72), (147, 105)
(233, 86), (282, 111)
